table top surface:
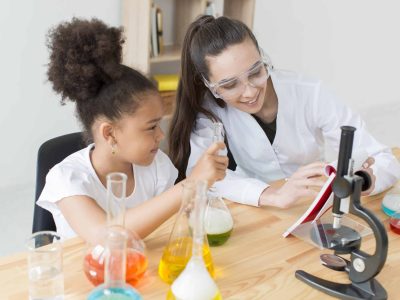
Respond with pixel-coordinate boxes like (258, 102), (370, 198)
(1, 148), (399, 300)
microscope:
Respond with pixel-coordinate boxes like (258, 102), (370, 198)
(295, 126), (388, 300)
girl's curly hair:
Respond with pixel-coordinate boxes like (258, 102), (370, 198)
(46, 18), (156, 139)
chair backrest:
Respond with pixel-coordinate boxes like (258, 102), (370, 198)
(32, 132), (86, 233)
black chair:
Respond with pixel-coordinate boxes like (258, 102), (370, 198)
(32, 132), (86, 233)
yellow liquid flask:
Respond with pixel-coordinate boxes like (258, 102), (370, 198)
(206, 122), (234, 247)
(159, 181), (215, 284)
(167, 181), (222, 300)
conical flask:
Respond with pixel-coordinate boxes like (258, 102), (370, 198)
(167, 180), (222, 300)
(158, 180), (215, 284)
(205, 122), (234, 246)
(84, 172), (148, 287)
(87, 225), (142, 300)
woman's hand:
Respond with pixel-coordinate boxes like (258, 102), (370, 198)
(259, 161), (327, 208)
(360, 157), (376, 195)
(187, 142), (228, 187)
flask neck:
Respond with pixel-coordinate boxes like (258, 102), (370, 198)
(104, 226), (128, 287)
(191, 181), (207, 259)
(106, 173), (127, 227)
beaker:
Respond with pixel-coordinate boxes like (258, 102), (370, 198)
(382, 184), (400, 234)
(87, 226), (142, 300)
(84, 173), (148, 287)
(381, 184), (400, 216)
(205, 122), (234, 246)
(389, 211), (400, 234)
(159, 180), (215, 284)
(167, 180), (221, 300)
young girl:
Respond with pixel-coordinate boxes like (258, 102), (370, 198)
(37, 18), (228, 243)
(169, 15), (400, 208)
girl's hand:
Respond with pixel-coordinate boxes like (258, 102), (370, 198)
(188, 142), (228, 187)
(360, 157), (376, 195)
(259, 161), (327, 208)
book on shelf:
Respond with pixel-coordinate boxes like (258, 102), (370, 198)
(152, 74), (179, 92)
(156, 6), (164, 55)
(150, 4), (164, 57)
(150, 4), (158, 57)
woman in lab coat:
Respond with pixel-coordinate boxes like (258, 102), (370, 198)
(169, 15), (400, 208)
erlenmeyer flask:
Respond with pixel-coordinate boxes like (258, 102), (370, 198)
(158, 181), (215, 284)
(84, 173), (148, 287)
(167, 181), (222, 300)
(205, 189), (234, 246)
(88, 226), (142, 300)
(205, 122), (234, 246)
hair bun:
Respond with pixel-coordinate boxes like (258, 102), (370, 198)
(46, 18), (124, 103)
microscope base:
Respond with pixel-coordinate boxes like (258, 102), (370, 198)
(295, 270), (387, 300)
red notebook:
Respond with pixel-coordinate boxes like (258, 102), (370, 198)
(282, 166), (336, 238)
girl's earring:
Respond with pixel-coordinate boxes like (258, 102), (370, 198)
(111, 143), (116, 155)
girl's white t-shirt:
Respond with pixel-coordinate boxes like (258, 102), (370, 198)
(37, 144), (178, 239)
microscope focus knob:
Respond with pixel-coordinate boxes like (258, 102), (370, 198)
(332, 176), (352, 198)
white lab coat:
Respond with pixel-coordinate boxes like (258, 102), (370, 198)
(187, 69), (400, 206)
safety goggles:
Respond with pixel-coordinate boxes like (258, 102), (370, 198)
(203, 57), (272, 101)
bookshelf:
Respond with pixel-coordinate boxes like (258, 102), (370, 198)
(121, 0), (255, 75)
(121, 0), (255, 117)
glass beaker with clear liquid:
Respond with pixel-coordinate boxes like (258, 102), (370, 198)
(167, 180), (222, 300)
(205, 122), (234, 246)
(87, 226), (142, 300)
(159, 181), (215, 284)
(26, 231), (64, 300)
(83, 172), (148, 287)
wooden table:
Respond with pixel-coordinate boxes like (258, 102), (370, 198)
(1, 149), (399, 300)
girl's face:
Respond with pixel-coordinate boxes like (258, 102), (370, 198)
(206, 39), (267, 114)
(114, 93), (165, 166)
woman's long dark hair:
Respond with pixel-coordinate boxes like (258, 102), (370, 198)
(169, 15), (259, 181)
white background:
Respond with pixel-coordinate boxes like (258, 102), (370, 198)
(0, 0), (121, 255)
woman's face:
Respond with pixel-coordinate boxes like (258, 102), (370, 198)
(114, 93), (165, 166)
(206, 39), (268, 114)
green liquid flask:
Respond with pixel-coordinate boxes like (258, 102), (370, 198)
(167, 181), (222, 300)
(205, 122), (234, 246)
(205, 192), (234, 247)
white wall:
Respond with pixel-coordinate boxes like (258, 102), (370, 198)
(0, 0), (121, 189)
(253, 0), (400, 147)
(0, 0), (121, 252)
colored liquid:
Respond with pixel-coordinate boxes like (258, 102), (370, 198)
(389, 218), (400, 234)
(158, 237), (214, 284)
(166, 289), (222, 300)
(88, 286), (142, 300)
(205, 207), (234, 247)
(84, 248), (148, 286)
(207, 229), (233, 247)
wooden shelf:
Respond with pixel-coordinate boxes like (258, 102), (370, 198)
(160, 90), (176, 115)
(150, 45), (181, 64)
(122, 0), (255, 75)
